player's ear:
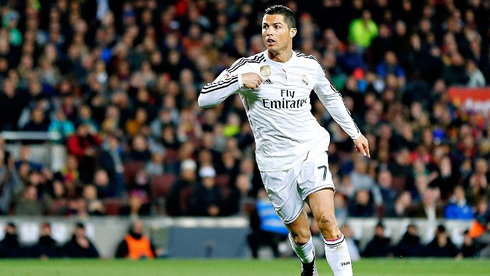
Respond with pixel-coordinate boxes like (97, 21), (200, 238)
(290, 27), (297, 38)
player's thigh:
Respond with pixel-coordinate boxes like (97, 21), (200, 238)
(260, 169), (304, 225)
(297, 151), (335, 201)
(307, 188), (336, 219)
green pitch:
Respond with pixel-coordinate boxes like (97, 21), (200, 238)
(0, 259), (489, 276)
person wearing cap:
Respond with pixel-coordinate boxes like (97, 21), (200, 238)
(61, 222), (100, 258)
(165, 159), (197, 216)
(188, 166), (223, 216)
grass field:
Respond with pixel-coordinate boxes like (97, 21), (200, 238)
(0, 258), (489, 276)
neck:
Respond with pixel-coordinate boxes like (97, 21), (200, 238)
(267, 49), (293, 63)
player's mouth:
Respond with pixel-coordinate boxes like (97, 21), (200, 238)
(266, 38), (276, 46)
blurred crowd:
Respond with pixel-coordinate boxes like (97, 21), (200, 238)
(342, 222), (490, 258)
(0, 221), (100, 258)
(0, 219), (161, 259)
(0, 0), (489, 240)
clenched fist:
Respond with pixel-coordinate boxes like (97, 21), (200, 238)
(242, 72), (263, 89)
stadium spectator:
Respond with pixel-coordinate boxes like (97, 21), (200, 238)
(428, 156), (458, 201)
(376, 51), (405, 84)
(115, 220), (158, 260)
(333, 193), (348, 226)
(0, 222), (24, 258)
(0, 150), (23, 215)
(349, 157), (382, 206)
(394, 224), (426, 257)
(13, 184), (53, 216)
(62, 222), (100, 258)
(461, 230), (477, 258)
(188, 166), (222, 217)
(474, 197), (490, 230)
(442, 52), (470, 86)
(33, 222), (62, 258)
(126, 134), (152, 162)
(247, 188), (288, 259)
(14, 145), (43, 171)
(93, 169), (115, 199)
(166, 159), (197, 216)
(425, 225), (459, 258)
(82, 185), (106, 216)
(363, 222), (392, 257)
(466, 60), (486, 87)
(76, 105), (99, 134)
(66, 123), (102, 183)
(407, 188), (444, 220)
(348, 189), (376, 217)
(467, 158), (489, 205)
(119, 193), (152, 218)
(48, 109), (75, 143)
(125, 169), (152, 212)
(21, 108), (50, 132)
(376, 170), (397, 217)
(444, 185), (474, 220)
(348, 9), (378, 50)
(98, 134), (125, 198)
(145, 152), (164, 177)
(391, 191), (413, 218)
(0, 78), (30, 131)
(55, 154), (82, 199)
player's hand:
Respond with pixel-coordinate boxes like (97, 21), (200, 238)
(241, 72), (263, 89)
(353, 134), (370, 158)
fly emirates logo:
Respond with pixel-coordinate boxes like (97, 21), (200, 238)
(262, 89), (308, 109)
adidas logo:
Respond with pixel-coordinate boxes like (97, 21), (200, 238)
(263, 79), (273, 84)
(340, 261), (351, 266)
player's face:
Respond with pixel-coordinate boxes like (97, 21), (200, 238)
(262, 14), (296, 54)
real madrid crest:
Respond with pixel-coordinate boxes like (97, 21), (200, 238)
(260, 65), (271, 78)
(301, 75), (309, 86)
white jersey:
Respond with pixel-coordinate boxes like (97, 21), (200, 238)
(198, 50), (361, 171)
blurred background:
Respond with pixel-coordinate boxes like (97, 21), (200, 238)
(0, 0), (489, 260)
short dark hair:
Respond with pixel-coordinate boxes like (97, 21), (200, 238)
(264, 5), (296, 29)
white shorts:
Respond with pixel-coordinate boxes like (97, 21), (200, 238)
(260, 151), (334, 225)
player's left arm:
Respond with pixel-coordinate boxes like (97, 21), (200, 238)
(313, 64), (370, 158)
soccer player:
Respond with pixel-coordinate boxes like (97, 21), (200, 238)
(198, 5), (369, 276)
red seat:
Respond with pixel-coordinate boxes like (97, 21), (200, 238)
(50, 199), (68, 215)
(392, 176), (407, 193)
(103, 199), (125, 216)
(123, 161), (145, 184)
(178, 187), (193, 215)
(164, 149), (179, 164)
(241, 199), (256, 216)
(151, 173), (177, 198)
(214, 174), (230, 188)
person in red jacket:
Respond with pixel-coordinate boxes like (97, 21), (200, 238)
(66, 123), (102, 183)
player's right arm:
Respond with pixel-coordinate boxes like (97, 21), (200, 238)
(198, 61), (262, 108)
(198, 69), (241, 109)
